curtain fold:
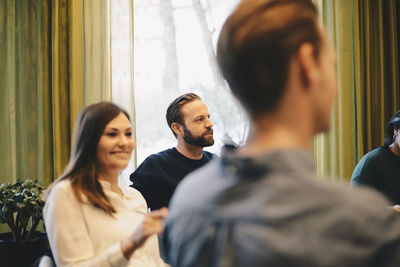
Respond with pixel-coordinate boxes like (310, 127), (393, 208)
(110, 0), (137, 185)
(0, 0), (115, 234)
(0, 0), (54, 184)
(354, 0), (399, 155)
(0, 0), (113, 189)
(52, 0), (74, 181)
(83, 0), (111, 103)
(313, 0), (399, 181)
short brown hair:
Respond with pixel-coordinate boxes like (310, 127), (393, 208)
(217, 0), (321, 118)
(166, 93), (201, 137)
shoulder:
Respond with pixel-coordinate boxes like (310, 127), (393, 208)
(202, 150), (217, 160)
(142, 148), (176, 163)
(329, 184), (400, 236)
(302, 172), (397, 227)
(132, 149), (170, 172)
(43, 179), (83, 220)
(351, 147), (386, 180)
(46, 179), (74, 201)
(169, 159), (220, 209)
(121, 185), (147, 200)
(359, 147), (387, 163)
(354, 147), (387, 171)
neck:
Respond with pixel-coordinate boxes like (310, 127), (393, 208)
(389, 143), (400, 157)
(176, 140), (204, 160)
(240, 115), (313, 157)
(97, 168), (121, 195)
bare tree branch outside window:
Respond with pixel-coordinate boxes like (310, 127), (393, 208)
(134, 0), (247, 164)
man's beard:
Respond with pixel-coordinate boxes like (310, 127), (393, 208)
(182, 124), (214, 147)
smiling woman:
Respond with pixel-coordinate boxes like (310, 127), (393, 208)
(96, 113), (135, 182)
(43, 102), (168, 267)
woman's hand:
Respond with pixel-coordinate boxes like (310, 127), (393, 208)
(121, 207), (168, 259)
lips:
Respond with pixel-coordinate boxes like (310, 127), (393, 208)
(111, 151), (129, 154)
(110, 151), (131, 156)
(203, 130), (213, 136)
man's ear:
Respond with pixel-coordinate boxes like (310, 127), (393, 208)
(171, 122), (183, 137)
(297, 43), (318, 89)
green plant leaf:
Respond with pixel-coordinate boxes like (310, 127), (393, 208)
(0, 179), (45, 242)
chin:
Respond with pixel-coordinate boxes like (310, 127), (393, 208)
(204, 139), (215, 147)
(318, 124), (330, 134)
(111, 162), (130, 171)
(313, 120), (330, 134)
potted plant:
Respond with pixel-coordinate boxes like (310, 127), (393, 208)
(0, 179), (49, 267)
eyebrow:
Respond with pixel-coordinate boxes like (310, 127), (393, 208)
(193, 115), (204, 120)
(104, 127), (132, 131)
(196, 113), (211, 119)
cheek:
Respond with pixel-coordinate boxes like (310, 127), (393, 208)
(96, 140), (110, 161)
(96, 147), (108, 163)
(324, 69), (337, 105)
(128, 139), (135, 150)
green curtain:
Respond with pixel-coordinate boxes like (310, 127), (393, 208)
(83, 0), (112, 103)
(0, 0), (112, 233)
(0, 0), (112, 186)
(354, 0), (399, 155)
(0, 0), (58, 185)
(313, 0), (399, 182)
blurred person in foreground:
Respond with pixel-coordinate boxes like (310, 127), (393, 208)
(163, 1), (400, 266)
(351, 110), (400, 205)
(44, 102), (168, 267)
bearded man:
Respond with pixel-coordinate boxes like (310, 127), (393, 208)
(130, 93), (216, 211)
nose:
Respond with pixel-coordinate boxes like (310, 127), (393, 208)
(118, 134), (135, 148)
(205, 117), (213, 128)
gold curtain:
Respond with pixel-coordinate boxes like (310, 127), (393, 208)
(0, 0), (112, 186)
(313, 0), (399, 182)
(354, 0), (399, 155)
(0, 0), (61, 186)
(0, 0), (112, 233)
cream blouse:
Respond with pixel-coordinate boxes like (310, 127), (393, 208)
(44, 179), (167, 267)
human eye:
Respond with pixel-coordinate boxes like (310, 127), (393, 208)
(125, 131), (133, 137)
(105, 132), (117, 137)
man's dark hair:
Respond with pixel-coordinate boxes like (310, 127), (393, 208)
(166, 93), (201, 137)
(384, 110), (400, 147)
(217, 0), (321, 118)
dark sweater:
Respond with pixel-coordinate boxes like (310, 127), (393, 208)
(351, 146), (400, 204)
(130, 147), (214, 210)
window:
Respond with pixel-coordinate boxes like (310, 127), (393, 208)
(133, 0), (248, 164)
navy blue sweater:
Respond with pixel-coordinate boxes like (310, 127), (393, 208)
(130, 147), (214, 210)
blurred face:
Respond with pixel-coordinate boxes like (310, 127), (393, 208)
(180, 100), (214, 147)
(312, 25), (337, 133)
(392, 128), (400, 155)
(96, 112), (135, 173)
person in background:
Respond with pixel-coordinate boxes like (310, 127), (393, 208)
(44, 102), (168, 267)
(130, 93), (215, 211)
(351, 110), (400, 204)
(163, 0), (400, 266)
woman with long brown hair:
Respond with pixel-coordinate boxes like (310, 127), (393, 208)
(44, 102), (168, 266)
